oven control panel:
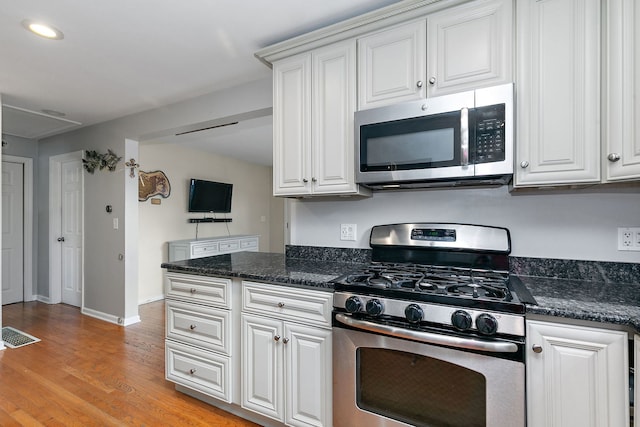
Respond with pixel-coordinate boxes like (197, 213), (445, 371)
(411, 228), (456, 242)
(334, 292), (525, 337)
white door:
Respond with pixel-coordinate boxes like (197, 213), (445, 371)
(1, 161), (24, 304)
(60, 159), (83, 306)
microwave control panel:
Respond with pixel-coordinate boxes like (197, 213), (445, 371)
(474, 104), (505, 164)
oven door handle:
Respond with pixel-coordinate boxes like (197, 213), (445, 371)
(335, 313), (518, 353)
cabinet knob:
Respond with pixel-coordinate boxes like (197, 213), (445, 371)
(283, 337), (290, 344)
(532, 344), (543, 353)
(302, 178), (308, 183)
(311, 177), (317, 182)
(189, 324), (197, 330)
(277, 302), (285, 308)
(428, 77), (436, 85)
(520, 161), (530, 169)
(416, 80), (423, 88)
(189, 368), (197, 374)
(189, 288), (197, 294)
(607, 153), (621, 162)
(274, 335), (281, 342)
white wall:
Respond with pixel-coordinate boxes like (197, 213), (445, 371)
(289, 185), (640, 263)
(138, 143), (282, 304)
(38, 77), (273, 322)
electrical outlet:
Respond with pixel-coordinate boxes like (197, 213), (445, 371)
(617, 227), (640, 251)
(340, 224), (357, 241)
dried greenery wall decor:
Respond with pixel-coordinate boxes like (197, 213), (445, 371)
(82, 149), (123, 174)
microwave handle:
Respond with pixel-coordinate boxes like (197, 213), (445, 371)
(460, 107), (469, 166)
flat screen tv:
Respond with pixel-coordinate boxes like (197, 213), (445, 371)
(188, 179), (233, 213)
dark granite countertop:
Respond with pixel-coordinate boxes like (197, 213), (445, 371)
(162, 250), (640, 334)
(161, 251), (366, 291)
(520, 276), (640, 333)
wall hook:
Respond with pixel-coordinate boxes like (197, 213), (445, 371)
(125, 158), (140, 178)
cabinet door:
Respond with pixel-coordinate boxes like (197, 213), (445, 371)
(273, 53), (312, 196)
(241, 314), (284, 422)
(284, 323), (332, 427)
(426, 0), (512, 97)
(515, 0), (601, 187)
(526, 320), (629, 427)
(603, 0), (640, 181)
(311, 40), (358, 195)
(357, 20), (426, 110)
(633, 335), (640, 423)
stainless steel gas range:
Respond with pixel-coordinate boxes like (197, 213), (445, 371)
(331, 223), (536, 427)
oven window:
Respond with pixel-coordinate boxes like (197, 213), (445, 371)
(357, 347), (486, 427)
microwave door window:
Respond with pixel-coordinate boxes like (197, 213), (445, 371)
(360, 111), (462, 172)
(365, 128), (454, 169)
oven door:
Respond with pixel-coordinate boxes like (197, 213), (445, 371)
(333, 326), (525, 427)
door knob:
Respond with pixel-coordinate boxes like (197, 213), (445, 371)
(520, 161), (530, 169)
(532, 344), (543, 353)
(57, 237), (65, 242)
(607, 153), (621, 162)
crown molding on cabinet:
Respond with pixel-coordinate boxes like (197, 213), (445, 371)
(255, 0), (470, 66)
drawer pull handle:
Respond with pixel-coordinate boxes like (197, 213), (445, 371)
(274, 335), (281, 342)
(277, 302), (285, 308)
(190, 288), (197, 294)
(189, 368), (197, 374)
(189, 324), (197, 330)
(283, 337), (290, 344)
(532, 344), (543, 353)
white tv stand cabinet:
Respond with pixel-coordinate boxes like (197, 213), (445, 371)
(168, 235), (259, 262)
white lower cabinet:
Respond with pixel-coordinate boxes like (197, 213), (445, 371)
(635, 335), (638, 425)
(241, 282), (332, 427)
(526, 320), (629, 427)
(164, 273), (234, 403)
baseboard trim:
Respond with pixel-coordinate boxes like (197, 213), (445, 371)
(81, 307), (141, 327)
(139, 295), (165, 305)
(36, 295), (53, 304)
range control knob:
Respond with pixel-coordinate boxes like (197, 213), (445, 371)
(344, 296), (363, 313)
(365, 299), (384, 317)
(404, 304), (424, 323)
(451, 310), (473, 331)
(476, 313), (498, 336)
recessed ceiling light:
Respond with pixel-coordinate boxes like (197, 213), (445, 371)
(21, 19), (64, 40)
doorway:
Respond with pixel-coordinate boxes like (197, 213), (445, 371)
(1, 156), (34, 304)
(49, 152), (83, 307)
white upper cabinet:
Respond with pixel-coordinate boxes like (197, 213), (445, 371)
(273, 53), (312, 196)
(357, 20), (427, 109)
(426, 0), (513, 97)
(516, 0), (640, 187)
(603, 0), (640, 182)
(273, 40), (370, 197)
(357, 0), (512, 110)
(515, 0), (601, 187)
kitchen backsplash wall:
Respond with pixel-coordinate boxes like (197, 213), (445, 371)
(287, 185), (640, 264)
(285, 246), (639, 285)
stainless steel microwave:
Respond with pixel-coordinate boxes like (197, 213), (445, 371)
(355, 84), (513, 189)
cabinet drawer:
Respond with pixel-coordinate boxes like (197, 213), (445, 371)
(165, 272), (231, 308)
(192, 242), (219, 258)
(242, 281), (332, 328)
(219, 241), (240, 252)
(165, 340), (231, 403)
(240, 238), (258, 250)
(166, 300), (231, 355)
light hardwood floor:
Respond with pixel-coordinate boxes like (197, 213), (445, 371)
(0, 300), (259, 426)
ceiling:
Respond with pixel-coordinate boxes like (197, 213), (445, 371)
(0, 0), (402, 165)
